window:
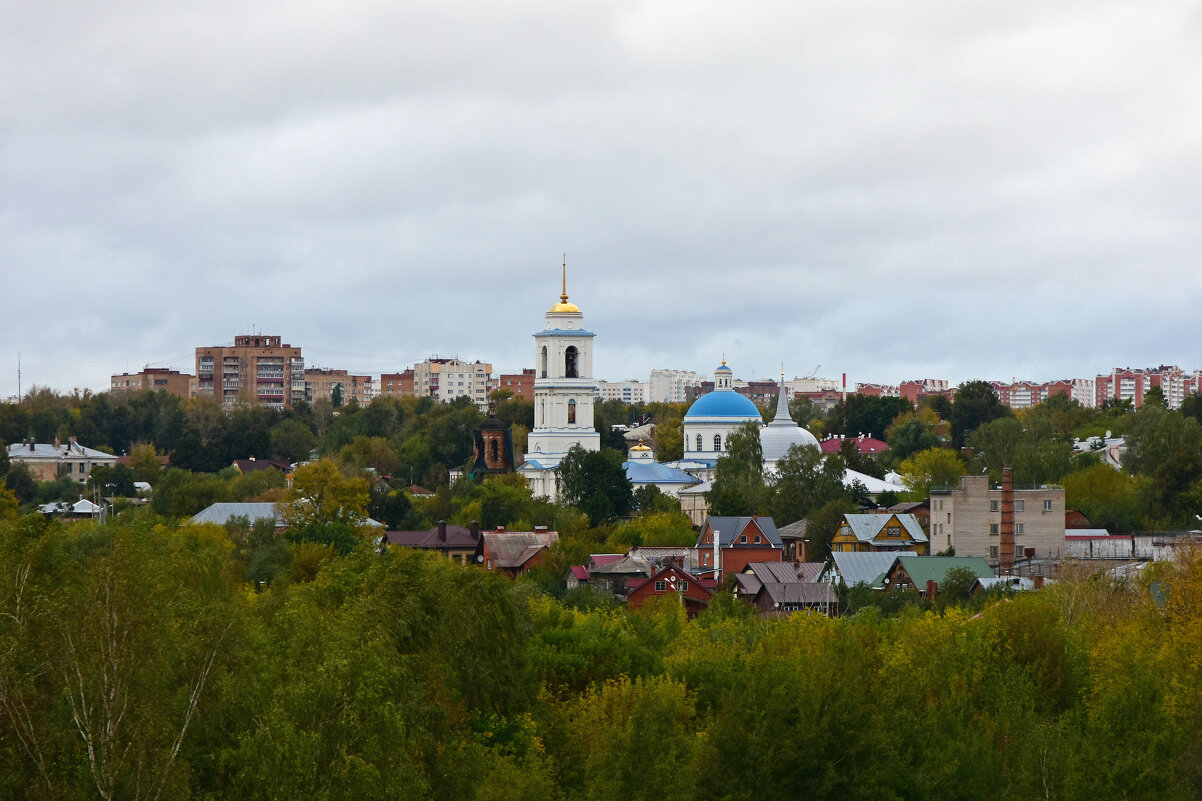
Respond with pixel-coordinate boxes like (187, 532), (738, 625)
(886, 526), (900, 537)
(568, 398), (576, 424)
(1015, 500), (1025, 512)
(990, 523), (999, 535)
(990, 500), (999, 512)
(946, 513), (951, 523)
(739, 534), (747, 544)
(1016, 523), (1025, 535)
(1043, 499), (1053, 511)
(64, 463), (73, 474)
(696, 434), (702, 451)
(989, 546), (999, 559)
(565, 346), (578, 378)
(655, 580), (667, 592)
(754, 535), (761, 544)
(714, 434), (721, 451)
(540, 346), (548, 378)
(490, 440), (500, 462)
(679, 581), (688, 592)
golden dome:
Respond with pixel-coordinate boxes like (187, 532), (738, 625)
(631, 438), (652, 452)
(548, 255), (581, 313)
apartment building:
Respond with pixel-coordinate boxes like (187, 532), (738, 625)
(856, 383), (900, 398)
(497, 369), (535, 400)
(304, 369), (374, 407)
(1095, 366), (1189, 409)
(110, 368), (196, 399)
(928, 475), (1065, 567)
(899, 379), (951, 406)
(379, 370), (415, 399)
(990, 378), (1097, 410)
(195, 334), (304, 410)
(414, 358), (494, 410)
(649, 369), (702, 404)
(596, 379), (648, 404)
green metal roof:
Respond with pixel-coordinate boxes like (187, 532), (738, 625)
(894, 556), (994, 587)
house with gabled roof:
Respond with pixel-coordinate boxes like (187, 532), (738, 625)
(476, 528), (559, 577)
(626, 562), (715, 616)
(383, 520), (482, 564)
(822, 550), (918, 588)
(829, 513), (928, 554)
(753, 582), (837, 617)
(695, 515), (783, 579)
(884, 555), (993, 597)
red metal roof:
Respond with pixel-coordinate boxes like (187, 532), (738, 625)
(819, 436), (890, 454)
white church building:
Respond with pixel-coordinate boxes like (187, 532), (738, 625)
(516, 269), (601, 500)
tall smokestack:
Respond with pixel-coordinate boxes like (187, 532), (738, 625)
(1000, 467), (1015, 573)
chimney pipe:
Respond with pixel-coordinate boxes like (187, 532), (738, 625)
(1033, 575), (1045, 590)
(926, 579), (938, 601)
(437, 520), (447, 541)
(1000, 467), (1015, 573)
(470, 520), (480, 539)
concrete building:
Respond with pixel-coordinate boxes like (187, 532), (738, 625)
(596, 379), (647, 404)
(195, 334), (304, 409)
(649, 369), (702, 404)
(516, 269), (601, 500)
(7, 438), (118, 483)
(1095, 366), (1189, 409)
(304, 369), (374, 406)
(929, 474), (1066, 568)
(110, 368), (196, 399)
(412, 358), (495, 410)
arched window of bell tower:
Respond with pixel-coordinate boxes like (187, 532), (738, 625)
(540, 346), (549, 378)
(565, 346), (578, 378)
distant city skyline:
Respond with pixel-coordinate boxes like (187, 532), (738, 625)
(5, 1), (1201, 397)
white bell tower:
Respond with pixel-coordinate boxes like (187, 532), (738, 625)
(517, 259), (601, 499)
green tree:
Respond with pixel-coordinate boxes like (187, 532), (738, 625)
(269, 418), (316, 463)
(829, 394), (912, 440)
(126, 442), (163, 484)
(898, 447), (967, 499)
(766, 443), (847, 526)
(706, 422), (765, 516)
(967, 416), (1073, 486)
(0, 439), (9, 480)
(885, 410), (941, 461)
(282, 459), (371, 529)
(950, 380), (1011, 447)
(557, 446), (633, 523)
(4, 462), (37, 503)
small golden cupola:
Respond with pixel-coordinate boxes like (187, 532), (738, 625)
(548, 255), (581, 314)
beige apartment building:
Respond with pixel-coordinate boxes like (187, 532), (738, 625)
(929, 475), (1065, 567)
(110, 368), (196, 399)
(195, 334), (305, 410)
(413, 358), (495, 410)
(304, 369), (374, 406)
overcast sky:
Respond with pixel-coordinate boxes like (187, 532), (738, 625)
(4, 0), (1202, 399)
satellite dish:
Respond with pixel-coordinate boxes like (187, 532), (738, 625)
(1105, 430), (1112, 438)
(476, 554), (484, 563)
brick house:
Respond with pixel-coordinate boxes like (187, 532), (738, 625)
(694, 515), (783, 579)
(626, 563), (714, 615)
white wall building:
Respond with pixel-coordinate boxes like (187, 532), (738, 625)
(681, 361), (763, 460)
(596, 380), (648, 404)
(413, 358), (495, 410)
(649, 369), (702, 404)
(517, 273), (601, 500)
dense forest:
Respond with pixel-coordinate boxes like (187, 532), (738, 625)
(2, 511), (1202, 800)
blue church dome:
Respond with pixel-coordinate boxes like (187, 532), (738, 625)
(685, 390), (762, 419)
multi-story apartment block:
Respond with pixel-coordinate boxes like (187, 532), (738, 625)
(855, 383), (900, 398)
(110, 368), (196, 399)
(412, 358), (494, 410)
(497, 369), (535, 401)
(928, 475), (1065, 567)
(899, 379), (951, 406)
(989, 378), (1096, 410)
(195, 334), (304, 410)
(304, 369), (374, 407)
(596, 380), (648, 404)
(1095, 366), (1188, 409)
(649, 369), (702, 404)
(379, 370), (415, 399)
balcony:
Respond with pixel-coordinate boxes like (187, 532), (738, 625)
(222, 381), (240, 389)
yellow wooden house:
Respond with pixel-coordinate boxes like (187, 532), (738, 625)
(829, 513), (929, 555)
